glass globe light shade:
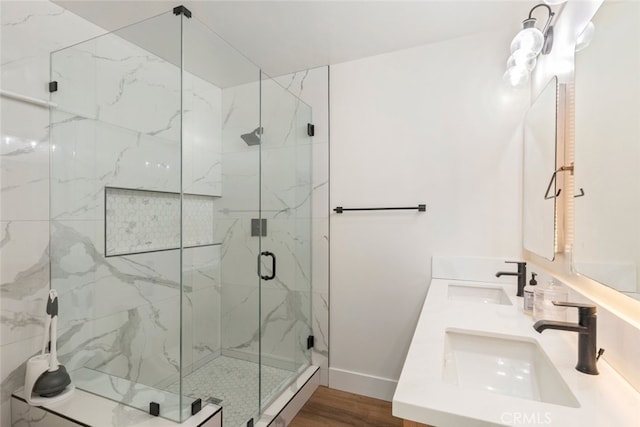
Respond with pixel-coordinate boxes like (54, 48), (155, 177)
(509, 49), (538, 72)
(503, 66), (530, 88)
(576, 21), (595, 52)
(511, 27), (544, 56)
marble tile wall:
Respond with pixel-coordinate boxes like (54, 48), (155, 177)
(1, 3), (104, 426)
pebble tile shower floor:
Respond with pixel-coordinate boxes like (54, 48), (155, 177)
(167, 356), (293, 427)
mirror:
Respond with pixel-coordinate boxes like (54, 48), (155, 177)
(523, 77), (558, 261)
(574, 0), (640, 300)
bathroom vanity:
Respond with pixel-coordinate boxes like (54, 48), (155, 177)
(392, 272), (640, 426)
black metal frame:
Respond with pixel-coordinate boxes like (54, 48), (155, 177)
(173, 5), (192, 18)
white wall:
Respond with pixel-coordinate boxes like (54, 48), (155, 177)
(329, 30), (530, 400)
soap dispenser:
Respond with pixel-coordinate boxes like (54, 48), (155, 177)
(523, 273), (537, 315)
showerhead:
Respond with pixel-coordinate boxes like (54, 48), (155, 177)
(241, 127), (263, 146)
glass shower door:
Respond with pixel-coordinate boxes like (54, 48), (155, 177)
(258, 75), (313, 413)
(181, 14), (263, 427)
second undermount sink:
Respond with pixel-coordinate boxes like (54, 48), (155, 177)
(447, 283), (512, 305)
(442, 329), (580, 408)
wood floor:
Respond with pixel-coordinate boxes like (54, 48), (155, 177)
(289, 386), (404, 426)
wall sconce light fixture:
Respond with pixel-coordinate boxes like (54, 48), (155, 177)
(504, 3), (556, 88)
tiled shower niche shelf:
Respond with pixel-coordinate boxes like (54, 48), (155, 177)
(105, 187), (219, 257)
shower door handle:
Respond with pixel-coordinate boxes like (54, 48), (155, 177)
(259, 251), (276, 280)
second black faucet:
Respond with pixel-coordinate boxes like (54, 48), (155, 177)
(495, 261), (527, 297)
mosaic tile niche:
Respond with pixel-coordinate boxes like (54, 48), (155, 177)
(105, 187), (218, 256)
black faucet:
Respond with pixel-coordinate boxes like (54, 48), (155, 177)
(495, 261), (526, 297)
(533, 301), (603, 375)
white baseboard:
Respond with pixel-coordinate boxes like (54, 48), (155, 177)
(328, 367), (397, 401)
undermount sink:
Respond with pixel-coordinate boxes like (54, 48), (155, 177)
(442, 329), (580, 408)
(447, 284), (512, 305)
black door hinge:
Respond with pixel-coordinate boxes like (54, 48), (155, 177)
(191, 398), (202, 415)
(49, 81), (58, 93)
(149, 401), (160, 416)
(251, 218), (267, 237)
(173, 5), (192, 18)
(307, 335), (314, 349)
(307, 123), (315, 137)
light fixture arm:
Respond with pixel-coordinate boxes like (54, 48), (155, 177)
(528, 3), (555, 36)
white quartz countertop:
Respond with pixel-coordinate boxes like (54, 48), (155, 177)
(392, 278), (640, 426)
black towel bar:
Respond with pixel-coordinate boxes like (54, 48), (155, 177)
(334, 205), (426, 214)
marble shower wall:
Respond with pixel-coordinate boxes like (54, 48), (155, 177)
(1, 3), (103, 426)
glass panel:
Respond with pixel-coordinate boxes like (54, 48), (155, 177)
(50, 10), (187, 422)
(181, 15), (262, 427)
(523, 77), (558, 260)
(259, 74), (313, 416)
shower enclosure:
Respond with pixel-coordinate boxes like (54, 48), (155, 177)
(49, 7), (312, 426)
